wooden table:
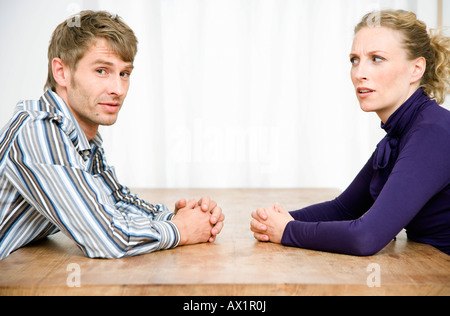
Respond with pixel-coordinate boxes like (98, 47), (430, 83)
(0, 188), (449, 296)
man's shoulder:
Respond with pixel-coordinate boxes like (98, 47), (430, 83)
(11, 98), (53, 124)
(12, 95), (77, 137)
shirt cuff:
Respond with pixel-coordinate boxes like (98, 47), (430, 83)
(280, 220), (300, 248)
(151, 220), (180, 250)
(154, 203), (174, 221)
(151, 204), (179, 249)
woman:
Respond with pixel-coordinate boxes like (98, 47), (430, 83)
(250, 10), (450, 256)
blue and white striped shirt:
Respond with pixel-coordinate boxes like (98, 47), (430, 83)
(0, 89), (180, 260)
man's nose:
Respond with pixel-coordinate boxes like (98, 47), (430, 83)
(107, 75), (126, 97)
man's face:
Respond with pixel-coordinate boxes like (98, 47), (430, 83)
(65, 37), (134, 139)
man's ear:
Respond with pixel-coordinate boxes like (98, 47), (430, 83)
(52, 57), (70, 88)
(410, 57), (426, 85)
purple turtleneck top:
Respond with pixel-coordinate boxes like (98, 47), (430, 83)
(281, 89), (450, 256)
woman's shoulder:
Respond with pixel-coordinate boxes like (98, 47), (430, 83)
(412, 103), (450, 138)
(399, 104), (450, 167)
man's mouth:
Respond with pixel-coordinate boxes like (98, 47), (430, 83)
(99, 101), (121, 113)
(99, 102), (120, 106)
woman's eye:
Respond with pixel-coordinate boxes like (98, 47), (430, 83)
(373, 56), (385, 63)
(350, 57), (359, 65)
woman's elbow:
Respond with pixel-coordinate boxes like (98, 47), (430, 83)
(348, 230), (387, 256)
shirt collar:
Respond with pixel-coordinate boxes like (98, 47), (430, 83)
(371, 88), (432, 199)
(381, 88), (430, 137)
(41, 89), (103, 156)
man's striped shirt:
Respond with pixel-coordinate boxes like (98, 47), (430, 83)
(0, 89), (180, 260)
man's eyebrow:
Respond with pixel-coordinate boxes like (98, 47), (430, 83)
(91, 59), (134, 69)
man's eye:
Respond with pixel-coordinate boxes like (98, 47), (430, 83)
(120, 71), (131, 78)
(96, 69), (107, 75)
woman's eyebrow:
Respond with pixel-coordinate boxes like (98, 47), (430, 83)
(367, 50), (389, 55)
(350, 50), (389, 56)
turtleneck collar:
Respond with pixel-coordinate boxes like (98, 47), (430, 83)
(370, 88), (432, 200)
(380, 88), (430, 138)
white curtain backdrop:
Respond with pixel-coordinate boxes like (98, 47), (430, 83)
(0, 0), (447, 189)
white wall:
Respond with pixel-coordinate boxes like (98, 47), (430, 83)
(0, 0), (446, 190)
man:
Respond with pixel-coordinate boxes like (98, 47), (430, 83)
(0, 10), (224, 260)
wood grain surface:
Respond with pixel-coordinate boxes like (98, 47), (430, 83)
(0, 188), (448, 296)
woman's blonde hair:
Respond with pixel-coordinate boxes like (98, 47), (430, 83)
(45, 10), (138, 92)
(355, 10), (450, 105)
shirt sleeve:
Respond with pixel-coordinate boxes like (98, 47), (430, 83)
(281, 124), (450, 256)
(6, 114), (180, 259)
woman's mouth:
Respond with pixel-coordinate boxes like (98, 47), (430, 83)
(357, 87), (375, 98)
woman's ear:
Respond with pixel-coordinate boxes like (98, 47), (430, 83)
(52, 57), (70, 89)
(410, 56), (426, 85)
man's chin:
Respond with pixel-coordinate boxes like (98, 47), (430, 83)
(97, 115), (119, 127)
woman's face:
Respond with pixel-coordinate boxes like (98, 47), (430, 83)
(350, 26), (423, 123)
